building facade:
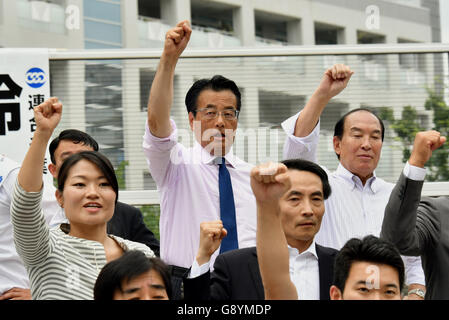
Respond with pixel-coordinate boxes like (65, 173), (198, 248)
(0, 0), (444, 191)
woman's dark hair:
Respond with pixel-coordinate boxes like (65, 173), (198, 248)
(57, 151), (118, 203)
(94, 250), (172, 300)
(281, 158), (332, 200)
(49, 129), (99, 164)
(333, 235), (405, 293)
(185, 75), (241, 115)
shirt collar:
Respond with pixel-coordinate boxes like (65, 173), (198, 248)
(193, 140), (237, 168)
(335, 163), (378, 193)
(288, 239), (318, 260)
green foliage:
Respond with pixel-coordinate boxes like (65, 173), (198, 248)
(423, 88), (449, 181)
(379, 88), (449, 181)
(113, 161), (161, 239)
(115, 160), (129, 189)
(140, 204), (161, 240)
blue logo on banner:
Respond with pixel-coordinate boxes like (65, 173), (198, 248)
(26, 68), (46, 88)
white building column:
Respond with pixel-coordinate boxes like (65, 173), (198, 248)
(161, 0), (191, 25)
(233, 2), (255, 46)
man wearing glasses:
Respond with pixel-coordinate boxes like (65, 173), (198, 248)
(142, 21), (349, 299)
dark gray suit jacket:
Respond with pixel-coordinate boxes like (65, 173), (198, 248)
(183, 245), (338, 300)
(381, 173), (449, 299)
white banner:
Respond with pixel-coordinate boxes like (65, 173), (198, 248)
(0, 48), (53, 184)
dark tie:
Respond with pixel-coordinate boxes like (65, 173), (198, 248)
(218, 157), (238, 253)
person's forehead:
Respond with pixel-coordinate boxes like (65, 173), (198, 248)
(286, 170), (323, 193)
(66, 159), (103, 177)
(197, 89), (237, 107)
(55, 140), (94, 156)
(344, 111), (382, 131)
(125, 269), (165, 288)
(347, 261), (400, 284)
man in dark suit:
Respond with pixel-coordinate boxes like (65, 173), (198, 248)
(107, 202), (160, 256)
(381, 130), (447, 299)
(48, 129), (160, 255)
(184, 159), (337, 300)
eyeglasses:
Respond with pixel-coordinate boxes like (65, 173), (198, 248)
(196, 108), (240, 120)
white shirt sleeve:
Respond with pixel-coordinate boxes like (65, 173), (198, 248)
(188, 259), (211, 279)
(281, 111), (320, 162)
(142, 118), (181, 187)
(402, 255), (426, 286)
(403, 161), (427, 181)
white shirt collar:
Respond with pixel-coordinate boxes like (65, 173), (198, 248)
(288, 239), (318, 260)
(192, 140), (238, 168)
(335, 163), (378, 193)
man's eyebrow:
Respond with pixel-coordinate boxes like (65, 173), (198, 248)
(354, 280), (399, 289)
(150, 284), (166, 290)
(123, 287), (140, 294)
(310, 191), (324, 197)
(123, 284), (166, 294)
(350, 127), (381, 134)
(287, 190), (303, 197)
(205, 104), (236, 109)
(287, 190), (323, 197)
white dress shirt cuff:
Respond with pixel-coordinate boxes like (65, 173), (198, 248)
(403, 161), (427, 181)
(403, 255), (426, 286)
(281, 111), (320, 161)
(188, 259), (211, 279)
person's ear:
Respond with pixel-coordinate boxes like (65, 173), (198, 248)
(333, 136), (342, 157)
(55, 189), (64, 208)
(48, 163), (58, 178)
(188, 112), (195, 131)
(330, 285), (343, 300)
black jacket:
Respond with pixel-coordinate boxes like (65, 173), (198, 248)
(183, 244), (338, 300)
(107, 201), (160, 256)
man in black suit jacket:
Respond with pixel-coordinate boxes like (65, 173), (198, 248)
(107, 202), (160, 256)
(184, 245), (337, 300)
(381, 130), (447, 299)
(184, 159), (337, 300)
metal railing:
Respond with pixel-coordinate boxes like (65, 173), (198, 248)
(47, 43), (449, 204)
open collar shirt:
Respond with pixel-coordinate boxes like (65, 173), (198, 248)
(281, 112), (425, 286)
(288, 240), (320, 300)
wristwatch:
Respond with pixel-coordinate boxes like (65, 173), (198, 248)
(408, 288), (425, 299)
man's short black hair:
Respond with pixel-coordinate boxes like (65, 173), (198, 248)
(281, 158), (332, 200)
(185, 75), (241, 116)
(94, 250), (172, 300)
(49, 129), (99, 164)
(333, 235), (405, 294)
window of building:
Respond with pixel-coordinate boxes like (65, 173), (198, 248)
(357, 30), (386, 44)
(138, 0), (161, 20)
(191, 0), (234, 33)
(315, 22), (344, 45)
(255, 11), (288, 44)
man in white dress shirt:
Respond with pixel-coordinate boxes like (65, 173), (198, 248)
(143, 20), (360, 300)
(281, 64), (426, 299)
